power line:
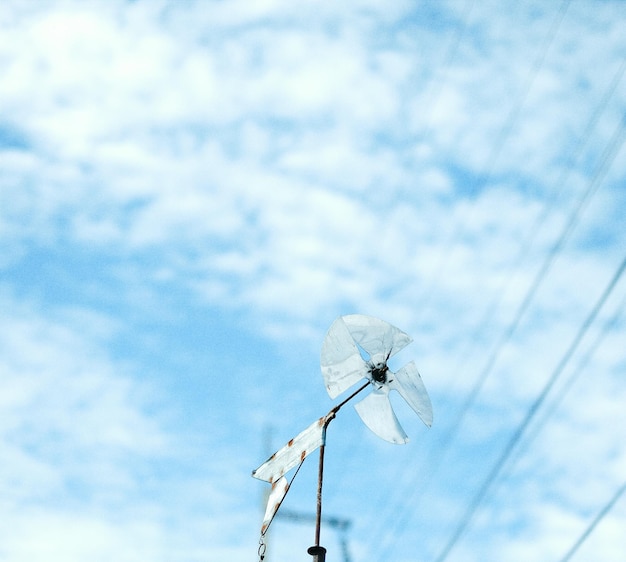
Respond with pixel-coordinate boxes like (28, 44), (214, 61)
(332, 0), (477, 505)
(417, 0), (476, 142)
(367, 6), (575, 557)
(371, 66), (626, 562)
(496, 293), (626, 488)
(556, 480), (626, 562)
(437, 106), (626, 461)
(414, 0), (571, 314)
(432, 251), (626, 562)
(367, 12), (624, 562)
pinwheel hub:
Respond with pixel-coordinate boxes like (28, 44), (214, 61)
(369, 362), (389, 384)
(320, 314), (433, 444)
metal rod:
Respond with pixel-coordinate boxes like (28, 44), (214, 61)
(314, 426), (327, 547)
(309, 380), (368, 557)
(333, 381), (369, 413)
(304, 381), (369, 562)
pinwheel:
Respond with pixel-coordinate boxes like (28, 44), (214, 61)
(321, 314), (433, 443)
(252, 314), (433, 561)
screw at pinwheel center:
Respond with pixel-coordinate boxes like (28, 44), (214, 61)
(369, 362), (388, 384)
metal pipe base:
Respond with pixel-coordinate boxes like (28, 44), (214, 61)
(307, 545), (327, 562)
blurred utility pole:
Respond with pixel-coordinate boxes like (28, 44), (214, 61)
(278, 509), (352, 562)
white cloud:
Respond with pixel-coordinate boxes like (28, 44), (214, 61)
(0, 297), (165, 460)
(0, 292), (265, 560)
(1, 1), (626, 561)
(0, 295), (171, 553)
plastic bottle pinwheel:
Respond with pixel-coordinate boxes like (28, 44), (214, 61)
(321, 314), (433, 443)
(252, 314), (433, 560)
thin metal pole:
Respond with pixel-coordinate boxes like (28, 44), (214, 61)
(313, 382), (368, 549)
(333, 381), (369, 412)
(307, 380), (369, 562)
(314, 426), (327, 547)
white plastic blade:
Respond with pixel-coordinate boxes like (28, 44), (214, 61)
(321, 316), (369, 399)
(343, 314), (412, 359)
(354, 389), (408, 444)
(391, 361), (433, 427)
(252, 417), (325, 483)
(261, 476), (289, 535)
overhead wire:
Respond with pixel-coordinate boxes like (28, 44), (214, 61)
(365, 3), (571, 550)
(331, 0), (477, 502)
(371, 54), (626, 562)
(414, 0), (571, 314)
(556, 480), (626, 562)
(431, 250), (626, 562)
(375, 296), (625, 562)
(425, 114), (626, 560)
(493, 292), (626, 490)
(425, 103), (626, 482)
(367, 9), (626, 562)
(415, 0), (476, 143)
(452, 293), (626, 559)
(410, 0), (574, 433)
(439, 102), (626, 456)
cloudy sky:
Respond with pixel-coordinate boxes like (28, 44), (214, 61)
(1, 1), (626, 561)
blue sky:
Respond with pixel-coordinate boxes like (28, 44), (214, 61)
(1, 1), (626, 561)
